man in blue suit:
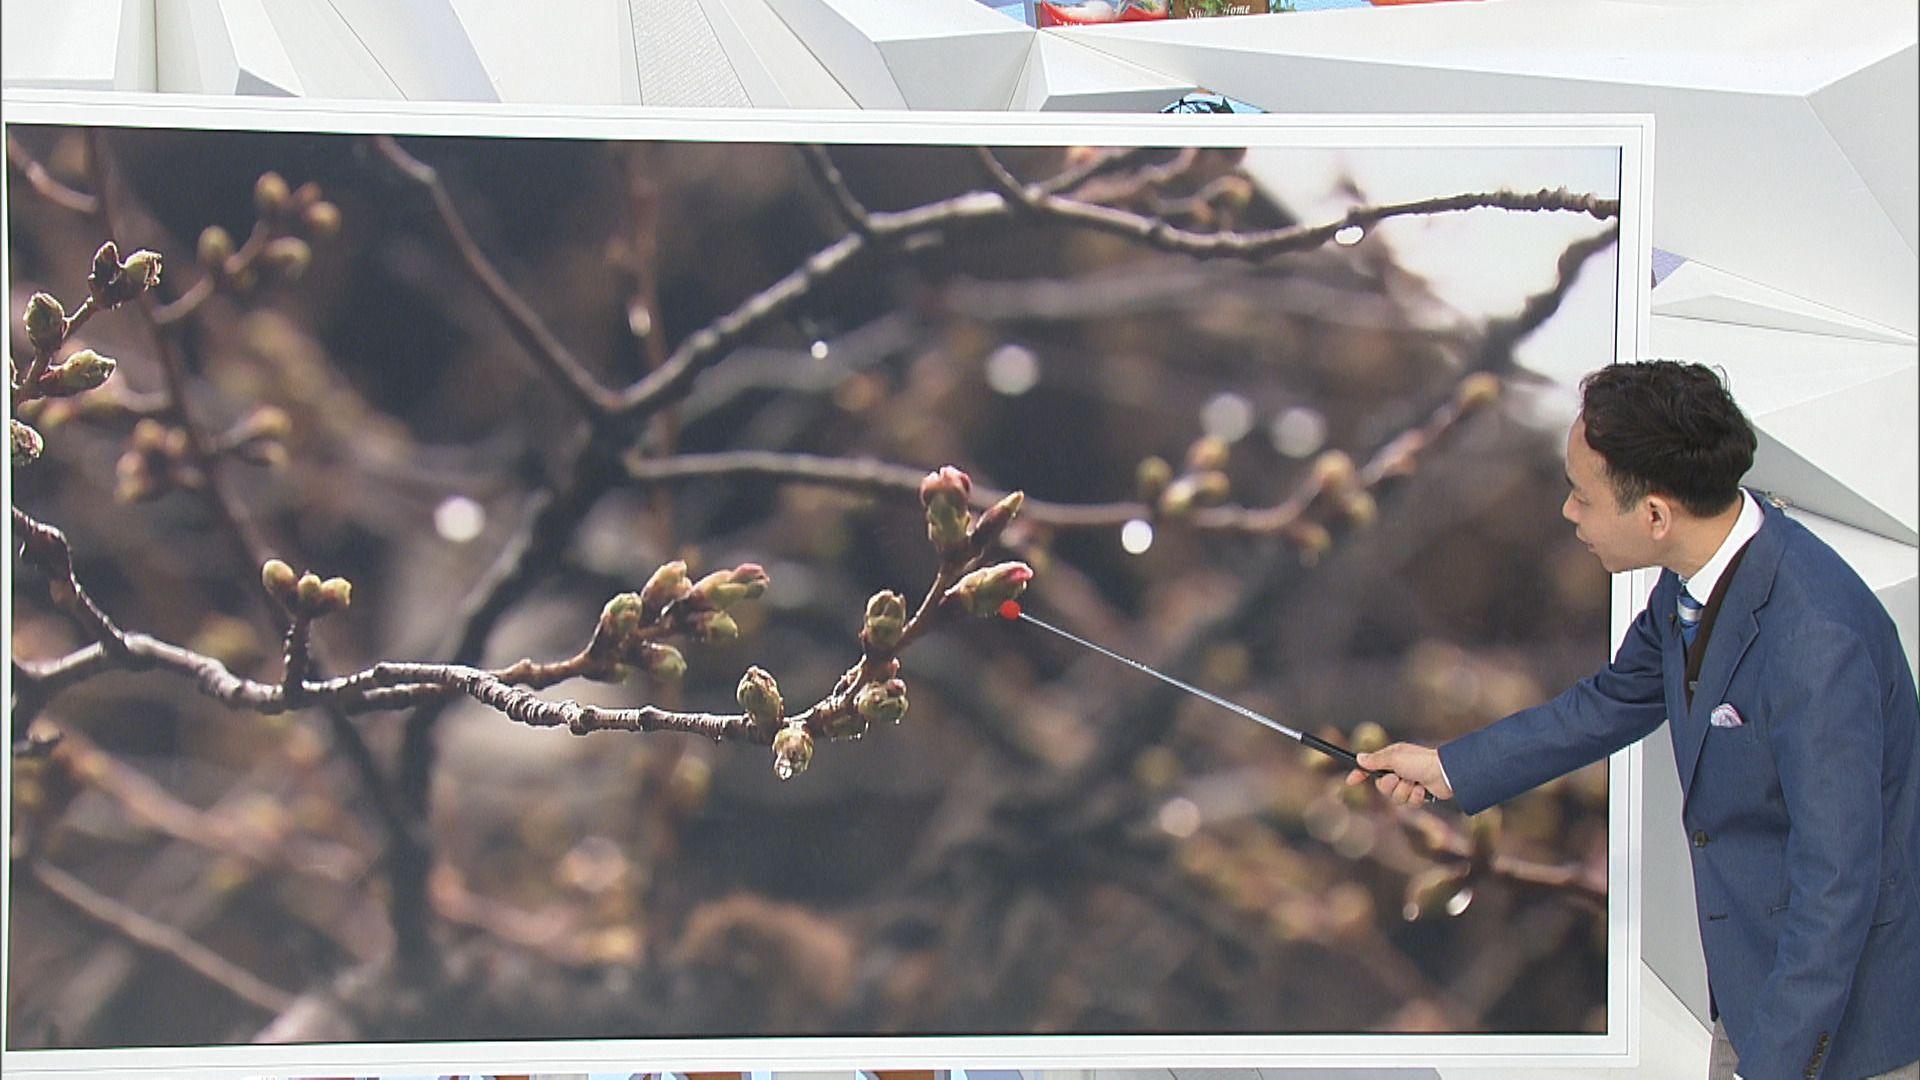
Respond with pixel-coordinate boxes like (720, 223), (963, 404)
(1352, 361), (1919, 1079)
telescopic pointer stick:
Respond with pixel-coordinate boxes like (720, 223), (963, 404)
(995, 600), (1438, 804)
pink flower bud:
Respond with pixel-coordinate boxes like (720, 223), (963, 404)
(944, 561), (1034, 616)
(918, 465), (972, 510)
(967, 491), (1025, 553)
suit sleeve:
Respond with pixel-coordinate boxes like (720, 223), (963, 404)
(1437, 594), (1669, 815)
(1729, 622), (1884, 1080)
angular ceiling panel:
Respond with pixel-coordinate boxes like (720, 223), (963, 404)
(1810, 45), (1920, 254)
(764, 0), (1032, 110)
(1018, 33), (1191, 113)
(1652, 261), (1913, 344)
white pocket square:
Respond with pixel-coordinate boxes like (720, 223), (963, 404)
(1709, 703), (1745, 728)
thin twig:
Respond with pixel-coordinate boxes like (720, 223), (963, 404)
(370, 135), (619, 418)
(29, 862), (299, 1015)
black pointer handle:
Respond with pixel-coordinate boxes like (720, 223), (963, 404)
(1299, 730), (1440, 805)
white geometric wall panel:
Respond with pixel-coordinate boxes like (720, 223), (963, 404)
(1014, 34), (1194, 113)
(1, 0), (155, 92)
(1650, 305), (1919, 545)
(1063, 1), (1920, 339)
(697, 0), (858, 108)
(762, 0), (1034, 109)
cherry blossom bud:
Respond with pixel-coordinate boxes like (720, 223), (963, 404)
(121, 250), (163, 290)
(1310, 450), (1355, 494)
(45, 349), (116, 394)
(861, 590), (908, 651)
(638, 560), (690, 620)
(854, 678), (909, 725)
(693, 610), (739, 644)
(1340, 491), (1378, 529)
(691, 563), (770, 611)
(736, 666), (784, 729)
(967, 490), (1025, 553)
(315, 577), (352, 615)
(944, 561), (1034, 616)
(260, 559), (298, 603)
(598, 592), (645, 643)
(254, 172), (290, 217)
(772, 723), (813, 781)
(11, 419), (45, 465)
(637, 642), (685, 683)
(24, 293), (65, 354)
(260, 237), (311, 282)
(197, 226), (235, 271)
(1186, 435), (1229, 473)
(918, 465), (972, 510)
(295, 572), (324, 612)
(302, 201), (342, 240)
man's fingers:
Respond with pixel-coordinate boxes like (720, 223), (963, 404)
(1345, 768), (1369, 787)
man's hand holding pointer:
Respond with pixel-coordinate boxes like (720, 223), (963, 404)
(1346, 743), (1455, 806)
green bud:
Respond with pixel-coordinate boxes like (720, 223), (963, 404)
(854, 678), (909, 725)
(736, 666), (784, 727)
(46, 349), (117, 394)
(862, 590), (908, 651)
(771, 723), (813, 781)
(599, 592), (644, 643)
(295, 572), (324, 612)
(11, 419), (45, 465)
(260, 558), (298, 601)
(696, 610), (738, 644)
(691, 563), (769, 611)
(261, 237), (311, 281)
(317, 577), (353, 614)
(944, 561), (1034, 617)
(638, 560), (690, 619)
(121, 249), (163, 290)
(926, 498), (970, 555)
(197, 226), (235, 271)
(639, 643), (685, 683)
(24, 292), (66, 354)
(255, 172), (291, 217)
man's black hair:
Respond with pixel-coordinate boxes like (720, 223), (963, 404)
(1579, 360), (1757, 517)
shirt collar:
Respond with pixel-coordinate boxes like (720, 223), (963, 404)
(1680, 489), (1762, 603)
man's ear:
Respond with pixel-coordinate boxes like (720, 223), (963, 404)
(1645, 494), (1676, 540)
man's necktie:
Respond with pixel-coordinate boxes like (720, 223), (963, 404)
(1677, 585), (1705, 647)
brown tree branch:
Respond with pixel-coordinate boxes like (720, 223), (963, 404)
(370, 135), (620, 418)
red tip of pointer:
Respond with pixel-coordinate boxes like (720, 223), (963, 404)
(997, 599), (1022, 621)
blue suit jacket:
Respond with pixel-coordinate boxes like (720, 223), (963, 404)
(1440, 498), (1919, 1080)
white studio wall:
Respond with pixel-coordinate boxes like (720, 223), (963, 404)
(4, 3), (1916, 1080)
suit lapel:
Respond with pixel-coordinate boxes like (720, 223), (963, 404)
(1678, 497), (1787, 803)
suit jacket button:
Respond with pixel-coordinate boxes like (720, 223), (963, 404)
(1692, 830), (1710, 848)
